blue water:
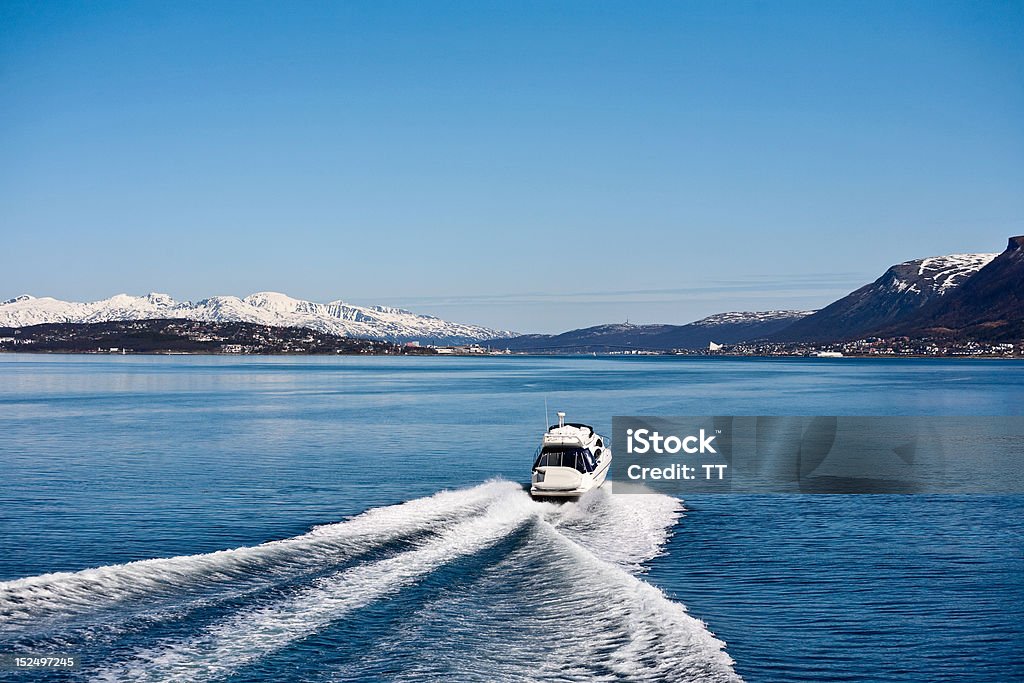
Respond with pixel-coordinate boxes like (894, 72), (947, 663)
(1, 355), (1022, 682)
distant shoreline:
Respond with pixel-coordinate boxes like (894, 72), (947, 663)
(2, 350), (1020, 360)
(2, 319), (1020, 359)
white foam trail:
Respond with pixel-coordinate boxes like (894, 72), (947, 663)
(93, 483), (536, 682)
(9, 482), (740, 682)
(538, 490), (738, 680)
(531, 518), (740, 682)
(0, 480), (510, 631)
(334, 489), (740, 683)
(546, 486), (682, 571)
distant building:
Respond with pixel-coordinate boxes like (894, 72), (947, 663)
(432, 344), (488, 354)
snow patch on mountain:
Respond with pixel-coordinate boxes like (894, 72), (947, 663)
(0, 292), (513, 344)
(771, 251), (999, 343)
(883, 253), (996, 300)
(913, 253), (998, 294)
(691, 310), (816, 326)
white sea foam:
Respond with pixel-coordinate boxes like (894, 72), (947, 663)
(0, 480), (509, 631)
(545, 484), (682, 571)
(5, 482), (739, 682)
(529, 517), (739, 682)
(92, 483), (537, 682)
(333, 487), (738, 683)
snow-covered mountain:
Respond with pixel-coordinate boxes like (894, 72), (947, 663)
(774, 253), (998, 342)
(690, 310), (815, 326)
(880, 238), (1024, 341)
(0, 292), (514, 345)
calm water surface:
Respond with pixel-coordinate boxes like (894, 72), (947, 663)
(0, 355), (1021, 682)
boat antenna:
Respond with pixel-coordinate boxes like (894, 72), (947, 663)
(544, 397), (550, 430)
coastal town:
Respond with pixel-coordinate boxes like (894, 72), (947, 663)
(688, 337), (1021, 358)
(2, 320), (1019, 358)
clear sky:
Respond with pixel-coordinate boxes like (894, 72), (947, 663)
(2, 1), (1022, 333)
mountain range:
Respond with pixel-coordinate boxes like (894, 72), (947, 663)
(3, 236), (1021, 351)
(0, 292), (513, 345)
(504, 235), (1023, 351)
(502, 311), (813, 352)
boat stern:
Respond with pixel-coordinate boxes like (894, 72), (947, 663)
(531, 466), (593, 497)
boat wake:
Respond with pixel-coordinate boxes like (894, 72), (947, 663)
(0, 481), (740, 682)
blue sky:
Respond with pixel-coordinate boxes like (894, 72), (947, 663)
(2, 1), (1022, 333)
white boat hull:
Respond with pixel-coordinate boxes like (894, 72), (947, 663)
(530, 452), (611, 498)
(529, 413), (611, 499)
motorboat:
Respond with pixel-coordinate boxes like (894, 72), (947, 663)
(530, 412), (612, 498)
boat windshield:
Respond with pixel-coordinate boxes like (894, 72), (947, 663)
(533, 446), (595, 473)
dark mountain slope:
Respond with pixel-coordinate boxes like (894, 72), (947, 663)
(879, 236), (1024, 341)
(502, 312), (812, 352)
(773, 253), (995, 342)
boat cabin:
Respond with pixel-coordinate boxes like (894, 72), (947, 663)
(533, 445), (597, 473)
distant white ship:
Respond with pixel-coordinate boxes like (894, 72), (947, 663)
(530, 412), (612, 498)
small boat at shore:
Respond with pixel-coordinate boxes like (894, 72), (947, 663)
(530, 412), (612, 498)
